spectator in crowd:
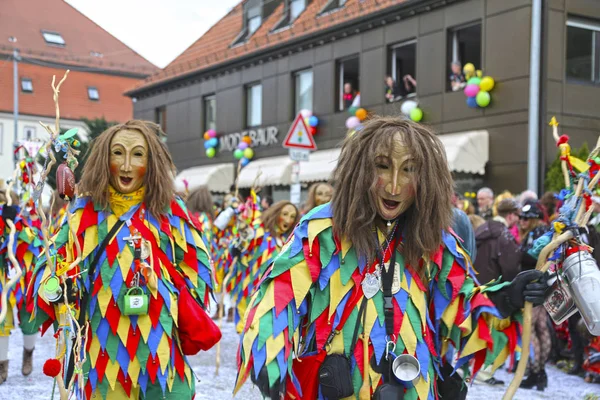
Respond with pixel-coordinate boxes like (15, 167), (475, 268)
(541, 191), (559, 221)
(472, 198), (523, 386)
(477, 187), (494, 220)
(494, 191), (521, 243)
(519, 189), (538, 205)
(384, 76), (402, 102)
(452, 207), (477, 260)
(449, 61), (466, 91)
(401, 74), (417, 97)
(468, 214), (486, 231)
(260, 195), (273, 211)
(518, 201), (551, 391)
(343, 82), (359, 109)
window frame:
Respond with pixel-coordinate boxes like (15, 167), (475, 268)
(446, 21), (482, 92)
(319, 0), (346, 16)
(87, 86), (99, 101)
(20, 78), (33, 93)
(336, 54), (360, 112)
(41, 30), (66, 47)
(566, 17), (600, 85)
(24, 126), (36, 140)
(155, 106), (167, 133)
(293, 68), (313, 117)
(272, 0), (307, 32)
(245, 82), (263, 128)
(203, 94), (217, 132)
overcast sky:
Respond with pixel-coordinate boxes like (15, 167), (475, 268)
(66, 0), (240, 68)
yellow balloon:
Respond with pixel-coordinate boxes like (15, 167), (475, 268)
(463, 63), (475, 76)
(480, 76), (495, 92)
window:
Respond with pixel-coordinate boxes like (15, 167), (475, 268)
(204, 95), (217, 132)
(567, 18), (600, 83)
(294, 69), (313, 115)
(246, 83), (262, 127)
(388, 41), (417, 101)
(273, 0), (307, 31)
(320, 0), (346, 15)
(336, 56), (360, 111)
(87, 87), (99, 101)
(446, 23), (482, 91)
(42, 31), (65, 46)
(21, 78), (33, 93)
(90, 51), (103, 58)
(24, 126), (36, 140)
(155, 106), (167, 133)
(233, 0), (262, 45)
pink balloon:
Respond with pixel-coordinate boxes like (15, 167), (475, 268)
(346, 116), (361, 129)
(238, 142), (249, 150)
(464, 84), (480, 98)
(300, 109), (312, 118)
(207, 129), (217, 138)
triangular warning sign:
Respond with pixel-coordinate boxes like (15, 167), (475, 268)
(282, 114), (317, 150)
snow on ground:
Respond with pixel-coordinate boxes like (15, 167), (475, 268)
(0, 319), (598, 399)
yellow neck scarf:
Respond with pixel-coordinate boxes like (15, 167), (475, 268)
(108, 186), (145, 217)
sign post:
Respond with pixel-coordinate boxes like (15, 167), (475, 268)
(283, 114), (318, 206)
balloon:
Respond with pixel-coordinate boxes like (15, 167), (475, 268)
(304, 118), (310, 127)
(466, 96), (478, 108)
(400, 100), (418, 116)
(207, 138), (218, 148)
(467, 77), (481, 86)
(203, 132), (210, 140)
(308, 116), (319, 127)
(355, 108), (368, 121)
(479, 76), (495, 92)
(476, 91), (491, 107)
(243, 148), (254, 159)
(299, 109), (312, 118)
(240, 157), (250, 167)
(463, 84), (480, 98)
(410, 107), (423, 122)
(204, 141), (212, 149)
(238, 142), (249, 150)
(206, 148), (216, 158)
(463, 63), (475, 76)
(348, 106), (358, 116)
(234, 149), (244, 159)
(346, 116), (361, 129)
(309, 126), (317, 136)
(242, 136), (252, 145)
(207, 129), (217, 138)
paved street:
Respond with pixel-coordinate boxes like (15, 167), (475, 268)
(0, 316), (598, 399)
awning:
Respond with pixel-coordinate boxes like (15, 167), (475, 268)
(298, 148), (341, 183)
(438, 130), (489, 175)
(175, 163), (234, 193)
(237, 155), (295, 188)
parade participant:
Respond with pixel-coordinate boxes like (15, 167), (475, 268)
(49, 189), (68, 235)
(28, 120), (219, 399)
(186, 186), (214, 234)
(303, 182), (333, 214)
(227, 195), (298, 333)
(235, 116), (548, 400)
(0, 187), (43, 384)
(518, 201), (550, 390)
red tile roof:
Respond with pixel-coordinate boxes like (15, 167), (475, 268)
(130, 0), (406, 93)
(0, 0), (157, 76)
(0, 60), (140, 122)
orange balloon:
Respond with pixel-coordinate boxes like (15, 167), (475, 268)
(356, 108), (368, 121)
(203, 132), (210, 140)
(242, 136), (252, 144)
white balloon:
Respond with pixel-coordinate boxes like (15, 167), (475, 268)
(346, 116), (361, 129)
(400, 100), (418, 116)
(299, 109), (312, 118)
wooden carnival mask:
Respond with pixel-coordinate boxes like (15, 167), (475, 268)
(314, 183), (333, 206)
(109, 129), (148, 194)
(278, 204), (297, 234)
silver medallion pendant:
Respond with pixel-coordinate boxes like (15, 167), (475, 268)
(379, 262), (402, 294)
(140, 239), (151, 260)
(362, 272), (381, 299)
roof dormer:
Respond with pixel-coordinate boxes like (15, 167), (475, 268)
(232, 0), (283, 46)
(272, 0), (310, 32)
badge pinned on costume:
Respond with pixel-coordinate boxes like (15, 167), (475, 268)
(379, 262), (401, 294)
(140, 239), (151, 260)
(362, 272), (380, 299)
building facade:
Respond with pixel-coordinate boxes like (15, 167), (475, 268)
(0, 0), (157, 181)
(128, 0), (600, 199)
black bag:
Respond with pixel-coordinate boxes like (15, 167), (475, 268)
(372, 382), (405, 400)
(318, 354), (354, 399)
(436, 362), (467, 400)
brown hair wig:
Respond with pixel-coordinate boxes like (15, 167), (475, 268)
(331, 116), (454, 267)
(186, 186), (214, 216)
(303, 182), (334, 213)
(261, 200), (299, 236)
(78, 120), (176, 218)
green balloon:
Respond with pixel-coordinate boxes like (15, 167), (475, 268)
(476, 91), (491, 107)
(410, 107), (423, 122)
(348, 106), (359, 116)
(467, 77), (481, 86)
(206, 148), (216, 158)
(234, 149), (244, 159)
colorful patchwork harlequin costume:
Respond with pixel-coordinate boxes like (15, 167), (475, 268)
(0, 206), (43, 337)
(28, 187), (215, 400)
(236, 204), (521, 399)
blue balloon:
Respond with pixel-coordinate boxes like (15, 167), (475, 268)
(240, 157), (250, 167)
(204, 141), (212, 149)
(208, 138), (219, 148)
(466, 96), (478, 108)
(308, 116), (319, 127)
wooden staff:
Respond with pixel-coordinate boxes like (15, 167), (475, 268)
(358, 308), (370, 400)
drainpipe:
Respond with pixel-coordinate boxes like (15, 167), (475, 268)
(527, 0), (542, 192)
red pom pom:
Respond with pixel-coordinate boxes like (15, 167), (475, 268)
(309, 127), (317, 136)
(43, 358), (62, 378)
(557, 135), (570, 146)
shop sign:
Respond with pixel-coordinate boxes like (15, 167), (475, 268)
(219, 127), (278, 151)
